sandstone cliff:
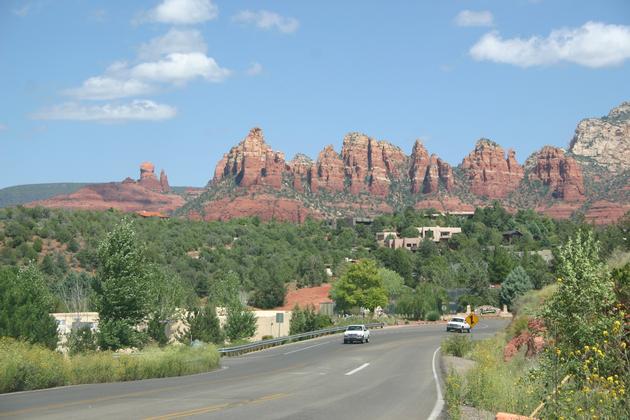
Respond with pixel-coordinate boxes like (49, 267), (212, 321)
(570, 102), (630, 172)
(527, 146), (585, 202)
(460, 139), (524, 199)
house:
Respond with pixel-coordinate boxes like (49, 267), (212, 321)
(376, 226), (462, 250)
(502, 230), (524, 243)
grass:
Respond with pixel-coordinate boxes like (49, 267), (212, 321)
(443, 334), (542, 418)
(0, 337), (220, 393)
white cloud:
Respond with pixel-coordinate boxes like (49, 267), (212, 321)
(144, 0), (218, 25)
(138, 28), (207, 61)
(130, 52), (230, 84)
(470, 21), (630, 68)
(33, 100), (176, 122)
(455, 10), (494, 27)
(13, 4), (31, 17)
(246, 62), (263, 76)
(63, 77), (154, 100)
(233, 10), (299, 34)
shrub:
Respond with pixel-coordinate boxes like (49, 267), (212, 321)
(442, 335), (473, 358)
(261, 335), (273, 340)
(0, 338), (221, 393)
(0, 338), (66, 393)
(67, 326), (97, 355)
(445, 371), (463, 420)
(426, 311), (440, 321)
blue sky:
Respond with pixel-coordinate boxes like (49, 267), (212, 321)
(1, 0), (629, 189)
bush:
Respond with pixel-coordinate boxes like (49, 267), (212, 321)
(0, 338), (221, 393)
(67, 326), (97, 355)
(445, 371), (463, 420)
(442, 335), (473, 358)
(426, 311), (440, 321)
(0, 338), (66, 393)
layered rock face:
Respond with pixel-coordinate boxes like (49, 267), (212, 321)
(312, 146), (345, 193)
(138, 162), (170, 193)
(214, 128), (287, 189)
(460, 139), (524, 199)
(570, 102), (630, 172)
(528, 146), (585, 201)
(409, 140), (453, 194)
(288, 154), (313, 192)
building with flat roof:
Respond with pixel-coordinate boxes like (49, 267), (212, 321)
(376, 226), (462, 250)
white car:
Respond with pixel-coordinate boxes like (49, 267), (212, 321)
(446, 317), (471, 333)
(343, 325), (370, 344)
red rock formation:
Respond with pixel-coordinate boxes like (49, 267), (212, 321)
(461, 139), (524, 198)
(138, 162), (164, 192)
(409, 140), (453, 194)
(341, 133), (371, 194)
(288, 154), (313, 192)
(30, 183), (184, 214)
(159, 170), (170, 192)
(528, 146), (585, 201)
(198, 193), (322, 223)
(313, 145), (345, 193)
(213, 128), (286, 189)
(585, 200), (630, 225)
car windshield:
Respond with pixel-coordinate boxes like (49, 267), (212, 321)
(347, 325), (363, 331)
(451, 318), (465, 323)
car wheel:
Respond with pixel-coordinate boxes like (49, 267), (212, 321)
(366, 337), (369, 343)
(343, 340), (347, 344)
(467, 328), (471, 333)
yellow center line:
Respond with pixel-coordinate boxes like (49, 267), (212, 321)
(144, 393), (290, 419)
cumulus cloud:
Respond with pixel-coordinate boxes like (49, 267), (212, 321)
(129, 52), (230, 84)
(470, 21), (630, 68)
(138, 28), (207, 61)
(233, 10), (299, 34)
(33, 100), (176, 122)
(143, 0), (218, 25)
(454, 10), (494, 27)
(246, 62), (263, 76)
(63, 77), (154, 101)
(63, 29), (229, 100)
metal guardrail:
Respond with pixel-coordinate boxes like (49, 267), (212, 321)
(218, 322), (385, 357)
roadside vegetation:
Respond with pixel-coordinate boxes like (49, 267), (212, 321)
(0, 203), (628, 395)
(443, 230), (629, 419)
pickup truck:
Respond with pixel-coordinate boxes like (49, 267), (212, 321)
(446, 317), (471, 333)
(343, 324), (370, 344)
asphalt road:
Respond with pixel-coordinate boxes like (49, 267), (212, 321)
(0, 319), (508, 420)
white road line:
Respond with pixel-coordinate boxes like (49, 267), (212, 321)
(345, 363), (370, 376)
(283, 342), (329, 355)
(427, 347), (444, 420)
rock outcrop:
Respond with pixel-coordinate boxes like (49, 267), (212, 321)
(30, 183), (184, 213)
(214, 128), (286, 189)
(312, 145), (345, 193)
(408, 141), (453, 194)
(136, 162), (171, 193)
(288, 154), (313, 192)
(528, 146), (585, 201)
(460, 139), (524, 198)
(160, 170), (170, 192)
(570, 102), (630, 172)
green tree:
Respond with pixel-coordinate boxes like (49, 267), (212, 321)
(67, 325), (97, 355)
(0, 264), (58, 349)
(248, 266), (285, 309)
(297, 255), (326, 288)
(184, 304), (224, 345)
(94, 219), (151, 350)
(500, 266), (533, 308)
(224, 303), (257, 342)
(289, 304), (332, 334)
(542, 230), (615, 351)
(208, 270), (241, 307)
(488, 246), (517, 283)
(330, 259), (388, 312)
(401, 227), (419, 238)
(378, 268), (405, 302)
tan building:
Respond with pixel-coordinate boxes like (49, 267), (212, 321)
(377, 226), (462, 249)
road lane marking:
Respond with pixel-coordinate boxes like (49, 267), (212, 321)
(427, 347), (444, 420)
(345, 363), (370, 376)
(144, 393), (289, 419)
(283, 342), (328, 355)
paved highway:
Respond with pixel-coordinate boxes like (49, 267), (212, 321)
(0, 320), (508, 420)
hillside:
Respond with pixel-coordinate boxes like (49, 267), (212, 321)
(0, 183), (88, 208)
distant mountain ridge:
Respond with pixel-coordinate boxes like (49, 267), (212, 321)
(14, 102), (630, 224)
(0, 183), (89, 208)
